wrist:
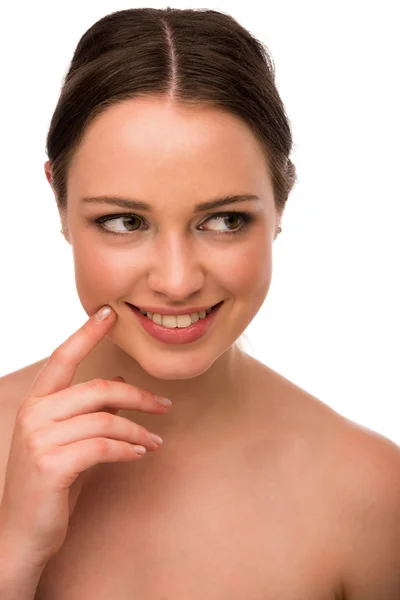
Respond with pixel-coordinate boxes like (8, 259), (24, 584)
(0, 525), (48, 580)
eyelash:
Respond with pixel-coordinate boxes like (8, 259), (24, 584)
(93, 211), (255, 237)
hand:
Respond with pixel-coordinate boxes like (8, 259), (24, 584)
(0, 306), (171, 570)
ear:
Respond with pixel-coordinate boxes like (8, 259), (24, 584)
(44, 160), (54, 190)
(59, 206), (71, 244)
(274, 224), (282, 241)
(59, 218), (71, 244)
(44, 160), (71, 244)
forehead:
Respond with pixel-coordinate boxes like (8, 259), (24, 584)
(68, 97), (273, 203)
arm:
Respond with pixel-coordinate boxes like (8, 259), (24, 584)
(0, 377), (46, 598)
(0, 531), (46, 599)
(339, 424), (400, 599)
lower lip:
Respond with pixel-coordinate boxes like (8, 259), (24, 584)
(127, 302), (224, 345)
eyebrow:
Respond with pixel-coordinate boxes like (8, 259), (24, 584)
(80, 193), (262, 213)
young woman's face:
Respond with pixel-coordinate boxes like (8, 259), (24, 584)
(48, 97), (279, 379)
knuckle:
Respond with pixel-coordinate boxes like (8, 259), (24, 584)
(16, 406), (36, 432)
(49, 346), (68, 366)
(93, 411), (114, 427)
(88, 378), (112, 393)
(26, 430), (46, 453)
(93, 437), (111, 456)
(36, 452), (57, 476)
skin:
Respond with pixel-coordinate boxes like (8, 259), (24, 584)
(43, 96), (281, 442)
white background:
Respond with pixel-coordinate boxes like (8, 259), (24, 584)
(1, 1), (399, 444)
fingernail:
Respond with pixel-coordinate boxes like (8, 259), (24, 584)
(155, 396), (172, 407)
(96, 305), (113, 321)
(149, 433), (164, 445)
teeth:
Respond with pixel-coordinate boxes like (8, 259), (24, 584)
(138, 306), (213, 328)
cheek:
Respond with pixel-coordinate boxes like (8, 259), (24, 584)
(72, 245), (132, 308)
(214, 240), (273, 298)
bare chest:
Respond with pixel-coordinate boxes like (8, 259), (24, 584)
(35, 436), (342, 600)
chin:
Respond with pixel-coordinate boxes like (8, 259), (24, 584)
(134, 349), (218, 380)
(109, 327), (234, 380)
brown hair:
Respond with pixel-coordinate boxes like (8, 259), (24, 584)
(45, 7), (298, 352)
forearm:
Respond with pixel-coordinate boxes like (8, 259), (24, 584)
(0, 533), (46, 599)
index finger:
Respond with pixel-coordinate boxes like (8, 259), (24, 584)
(26, 305), (117, 400)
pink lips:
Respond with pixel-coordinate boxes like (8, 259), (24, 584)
(127, 301), (223, 345)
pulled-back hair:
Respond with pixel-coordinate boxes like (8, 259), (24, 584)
(45, 7), (298, 352)
(46, 7), (297, 213)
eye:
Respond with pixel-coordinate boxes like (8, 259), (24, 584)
(94, 214), (144, 235)
(200, 212), (253, 234)
(93, 211), (255, 236)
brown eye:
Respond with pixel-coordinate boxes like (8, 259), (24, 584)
(94, 210), (254, 237)
(200, 212), (251, 234)
(96, 214), (144, 234)
(224, 214), (242, 230)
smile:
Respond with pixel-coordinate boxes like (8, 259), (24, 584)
(132, 304), (220, 327)
(127, 301), (224, 345)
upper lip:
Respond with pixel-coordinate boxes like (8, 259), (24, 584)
(127, 302), (221, 316)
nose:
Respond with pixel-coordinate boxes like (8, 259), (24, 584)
(147, 234), (205, 301)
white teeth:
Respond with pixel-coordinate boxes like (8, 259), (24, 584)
(163, 314), (192, 329)
(152, 313), (162, 325)
(139, 307), (214, 328)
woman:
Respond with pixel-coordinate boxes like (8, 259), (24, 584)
(0, 7), (399, 600)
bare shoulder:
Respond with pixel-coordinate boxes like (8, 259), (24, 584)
(264, 359), (400, 496)
(331, 418), (400, 599)
(263, 363), (400, 598)
(277, 360), (400, 599)
(246, 358), (398, 598)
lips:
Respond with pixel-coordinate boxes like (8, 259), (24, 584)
(128, 299), (224, 344)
